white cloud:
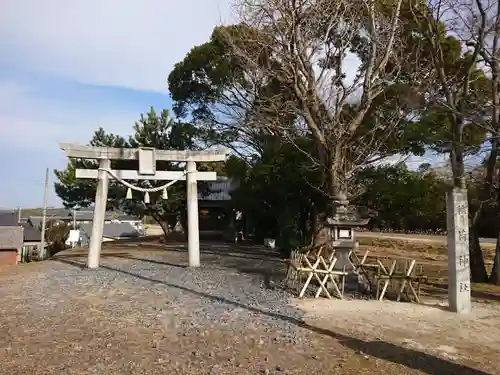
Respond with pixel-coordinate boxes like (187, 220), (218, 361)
(0, 81), (138, 151)
(375, 154), (439, 170)
(0, 0), (234, 92)
(0, 80), (153, 208)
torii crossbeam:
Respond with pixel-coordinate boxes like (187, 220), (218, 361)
(59, 143), (231, 269)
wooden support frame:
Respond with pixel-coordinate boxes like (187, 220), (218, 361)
(396, 259), (417, 302)
(286, 246), (347, 299)
(376, 259), (397, 301)
(375, 257), (424, 303)
(352, 250), (377, 293)
(298, 256), (330, 298)
(288, 249), (427, 304)
(315, 255), (345, 299)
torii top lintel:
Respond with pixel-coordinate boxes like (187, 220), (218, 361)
(59, 143), (231, 162)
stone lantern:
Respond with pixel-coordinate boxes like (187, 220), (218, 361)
(326, 192), (370, 289)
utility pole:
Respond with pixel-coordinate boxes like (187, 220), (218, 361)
(17, 207), (21, 223)
(39, 168), (49, 260)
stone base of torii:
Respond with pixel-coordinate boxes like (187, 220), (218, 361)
(59, 143), (230, 269)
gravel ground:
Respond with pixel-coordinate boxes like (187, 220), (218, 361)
(0, 244), (496, 375)
(0, 246), (348, 374)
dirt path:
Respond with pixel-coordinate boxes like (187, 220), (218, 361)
(0, 244), (498, 374)
(296, 298), (500, 374)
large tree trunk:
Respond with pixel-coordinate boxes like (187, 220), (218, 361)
(489, 244), (500, 284)
(151, 213), (171, 239)
(299, 204), (309, 245)
(157, 220), (170, 238)
(309, 146), (343, 247)
(469, 226), (489, 282)
(311, 207), (329, 247)
(449, 114), (490, 283)
(489, 225), (500, 284)
(467, 142), (497, 284)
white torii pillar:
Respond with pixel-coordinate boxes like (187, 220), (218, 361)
(59, 143), (230, 269)
(186, 160), (200, 267)
(89, 158), (110, 268)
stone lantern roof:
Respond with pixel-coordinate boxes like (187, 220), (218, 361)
(326, 192), (370, 227)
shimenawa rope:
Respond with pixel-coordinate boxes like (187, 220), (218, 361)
(98, 168), (188, 203)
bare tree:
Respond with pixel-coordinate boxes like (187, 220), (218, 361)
(168, 24), (285, 163)
(411, 0), (497, 282)
(471, 0), (500, 283)
(220, 0), (425, 241)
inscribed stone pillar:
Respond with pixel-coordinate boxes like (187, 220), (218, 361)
(446, 188), (472, 314)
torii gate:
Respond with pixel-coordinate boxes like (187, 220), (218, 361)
(59, 143), (230, 269)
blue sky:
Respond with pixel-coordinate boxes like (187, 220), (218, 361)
(0, 0), (446, 209)
(0, 0), (232, 208)
(0, 64), (171, 208)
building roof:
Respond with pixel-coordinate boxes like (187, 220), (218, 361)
(27, 217), (42, 229)
(70, 211), (95, 221)
(200, 179), (238, 201)
(18, 208), (72, 220)
(0, 214), (41, 242)
(79, 222), (140, 239)
(42, 208), (73, 217)
(0, 226), (23, 249)
(21, 223), (41, 242)
(70, 210), (134, 221)
(115, 215), (139, 221)
(0, 213), (19, 226)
